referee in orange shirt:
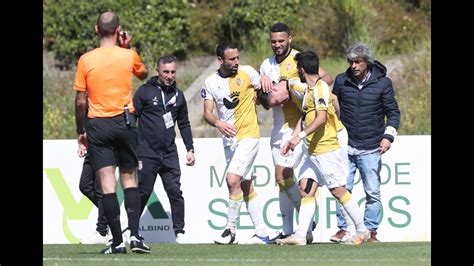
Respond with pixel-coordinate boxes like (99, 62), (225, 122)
(74, 11), (149, 254)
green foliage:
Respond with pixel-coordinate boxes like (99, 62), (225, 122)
(43, 0), (117, 69)
(368, 0), (431, 55)
(43, 0), (431, 138)
(43, 69), (76, 139)
(187, 0), (235, 55)
(43, 0), (191, 69)
(394, 38), (431, 135)
(217, 0), (301, 51)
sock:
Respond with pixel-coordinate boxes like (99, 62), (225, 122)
(102, 193), (123, 246)
(294, 196), (316, 239)
(338, 201), (355, 236)
(124, 187), (141, 238)
(278, 191), (294, 235)
(244, 191), (268, 237)
(339, 191), (367, 233)
(280, 179), (301, 210)
(227, 192), (243, 233)
(277, 179), (296, 234)
(306, 188), (320, 235)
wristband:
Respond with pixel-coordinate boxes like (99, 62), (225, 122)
(298, 131), (307, 139)
(384, 126), (398, 139)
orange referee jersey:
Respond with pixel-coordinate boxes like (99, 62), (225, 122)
(73, 46), (146, 118)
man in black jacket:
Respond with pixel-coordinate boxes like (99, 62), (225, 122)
(331, 42), (400, 244)
(133, 55), (195, 243)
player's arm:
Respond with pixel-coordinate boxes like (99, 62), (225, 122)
(260, 75), (273, 93)
(319, 67), (334, 86)
(281, 117), (303, 156)
(302, 109), (327, 137)
(203, 99), (235, 137)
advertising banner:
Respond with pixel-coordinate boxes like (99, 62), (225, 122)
(43, 136), (430, 243)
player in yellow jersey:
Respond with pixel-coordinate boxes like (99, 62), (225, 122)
(278, 51), (369, 245)
(257, 78), (356, 243)
(202, 42), (270, 245)
(258, 23), (333, 243)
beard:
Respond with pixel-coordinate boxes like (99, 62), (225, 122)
(298, 71), (306, 83)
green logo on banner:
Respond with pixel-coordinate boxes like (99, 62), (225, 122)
(44, 168), (168, 243)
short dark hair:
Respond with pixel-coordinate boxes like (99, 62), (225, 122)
(157, 55), (176, 67)
(216, 41), (238, 58)
(256, 90), (270, 110)
(96, 12), (120, 37)
(294, 51), (319, 75)
(270, 22), (291, 35)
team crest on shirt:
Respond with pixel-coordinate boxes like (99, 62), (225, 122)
(223, 91), (240, 109)
(200, 88), (206, 98)
(318, 98), (327, 107)
(286, 63), (292, 71)
(236, 78), (242, 86)
(152, 96), (158, 105)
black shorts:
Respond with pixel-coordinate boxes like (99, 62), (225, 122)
(86, 114), (138, 171)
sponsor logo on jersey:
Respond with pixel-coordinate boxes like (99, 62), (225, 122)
(223, 91), (240, 109)
(318, 98), (327, 107)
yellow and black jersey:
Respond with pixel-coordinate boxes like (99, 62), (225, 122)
(302, 79), (340, 155)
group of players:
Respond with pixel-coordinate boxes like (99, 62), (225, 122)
(202, 22), (370, 246)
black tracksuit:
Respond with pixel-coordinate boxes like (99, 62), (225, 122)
(133, 76), (194, 235)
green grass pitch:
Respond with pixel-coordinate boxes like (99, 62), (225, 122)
(43, 242), (430, 265)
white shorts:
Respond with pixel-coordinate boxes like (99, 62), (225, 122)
(270, 126), (303, 168)
(224, 137), (259, 181)
(297, 148), (347, 189)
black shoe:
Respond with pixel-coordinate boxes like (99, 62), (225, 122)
(269, 232), (290, 244)
(214, 228), (236, 244)
(99, 242), (126, 254)
(130, 236), (151, 253)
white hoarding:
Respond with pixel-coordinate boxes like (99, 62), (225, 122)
(43, 136), (430, 243)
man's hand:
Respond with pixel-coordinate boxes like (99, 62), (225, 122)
(186, 151), (195, 166)
(119, 31), (131, 49)
(280, 136), (301, 157)
(216, 120), (236, 138)
(260, 75), (274, 93)
(77, 133), (88, 158)
(380, 138), (391, 154)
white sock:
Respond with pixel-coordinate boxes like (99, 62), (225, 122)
(279, 191), (294, 235)
(294, 196), (315, 239)
(338, 201), (355, 235)
(245, 191), (268, 237)
(305, 189), (319, 234)
(339, 192), (367, 233)
(227, 192), (243, 233)
(285, 182), (301, 210)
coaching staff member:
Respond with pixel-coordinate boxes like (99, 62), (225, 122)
(74, 11), (149, 254)
(133, 55), (195, 243)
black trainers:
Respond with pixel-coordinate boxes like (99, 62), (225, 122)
(99, 242), (126, 254)
(269, 232), (290, 244)
(214, 228), (236, 244)
(130, 236), (151, 253)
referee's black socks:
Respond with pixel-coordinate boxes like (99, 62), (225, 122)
(124, 187), (141, 238)
(102, 192), (123, 246)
